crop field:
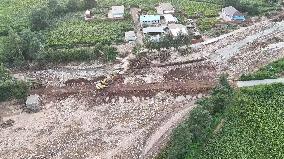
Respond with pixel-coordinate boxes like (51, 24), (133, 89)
(100, 0), (221, 17)
(196, 84), (284, 159)
(180, 1), (220, 17)
(48, 17), (133, 48)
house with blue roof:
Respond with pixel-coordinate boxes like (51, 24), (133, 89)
(220, 6), (245, 22)
(140, 15), (161, 26)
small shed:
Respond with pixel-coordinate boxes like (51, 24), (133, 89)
(156, 3), (175, 15)
(85, 9), (94, 21)
(220, 6), (245, 22)
(143, 27), (165, 35)
(85, 10), (91, 18)
(109, 5), (125, 19)
(26, 94), (41, 112)
(125, 31), (137, 42)
(143, 27), (165, 42)
(140, 15), (161, 26)
(163, 14), (178, 24)
(168, 24), (188, 37)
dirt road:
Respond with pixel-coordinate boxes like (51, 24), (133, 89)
(130, 7), (143, 45)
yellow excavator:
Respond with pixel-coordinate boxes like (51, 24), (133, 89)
(95, 73), (116, 90)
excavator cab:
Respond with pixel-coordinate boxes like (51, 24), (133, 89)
(95, 73), (118, 90)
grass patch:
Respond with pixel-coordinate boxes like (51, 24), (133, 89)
(240, 58), (284, 81)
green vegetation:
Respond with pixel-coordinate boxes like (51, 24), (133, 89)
(158, 106), (213, 159)
(0, 65), (28, 102)
(158, 75), (234, 159)
(48, 19), (132, 48)
(205, 23), (240, 37)
(195, 84), (284, 159)
(0, 1), (281, 59)
(240, 58), (284, 81)
(0, 0), (130, 66)
(0, 0), (47, 34)
(197, 18), (219, 32)
(239, 0), (282, 15)
(101, 0), (222, 17)
(1, 28), (44, 67)
(41, 45), (118, 63)
(180, 1), (220, 17)
(144, 34), (192, 51)
(158, 76), (284, 159)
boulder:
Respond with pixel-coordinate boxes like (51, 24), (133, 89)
(26, 94), (41, 112)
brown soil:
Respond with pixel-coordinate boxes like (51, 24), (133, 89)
(163, 63), (217, 82)
(105, 80), (214, 97)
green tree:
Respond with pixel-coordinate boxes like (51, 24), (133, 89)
(144, 35), (160, 51)
(30, 7), (50, 31)
(159, 34), (174, 49)
(19, 29), (42, 62)
(47, 0), (65, 15)
(209, 74), (233, 114)
(176, 32), (192, 46)
(83, 0), (97, 9)
(66, 0), (82, 12)
(2, 29), (42, 67)
(222, 0), (241, 8)
(2, 29), (25, 67)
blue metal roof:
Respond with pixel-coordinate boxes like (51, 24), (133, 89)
(140, 15), (160, 22)
(233, 16), (245, 21)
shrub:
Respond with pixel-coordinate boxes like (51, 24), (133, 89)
(0, 65), (28, 102)
(0, 80), (28, 102)
(83, 0), (97, 9)
(204, 74), (234, 114)
(2, 29), (43, 67)
(66, 0), (82, 12)
(197, 17), (218, 32)
(40, 46), (118, 63)
(30, 7), (50, 31)
(19, 29), (42, 62)
(222, 0), (241, 9)
(144, 34), (192, 51)
(102, 46), (118, 61)
(2, 29), (25, 67)
(47, 0), (66, 15)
